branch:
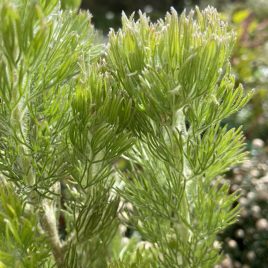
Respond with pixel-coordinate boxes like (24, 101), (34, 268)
(42, 201), (65, 267)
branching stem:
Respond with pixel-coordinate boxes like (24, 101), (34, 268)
(42, 201), (66, 267)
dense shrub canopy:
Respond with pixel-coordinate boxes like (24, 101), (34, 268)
(0, 0), (252, 267)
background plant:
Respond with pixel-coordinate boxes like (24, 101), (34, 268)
(216, 139), (268, 268)
(224, 5), (268, 142)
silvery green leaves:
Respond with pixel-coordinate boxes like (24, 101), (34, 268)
(61, 0), (81, 10)
(0, 180), (51, 267)
(109, 7), (251, 268)
(0, 1), (252, 267)
(0, 0), (95, 190)
(107, 7), (252, 126)
(0, 1), (135, 267)
(0, 0), (110, 267)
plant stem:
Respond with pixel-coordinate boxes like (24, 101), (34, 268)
(42, 200), (65, 267)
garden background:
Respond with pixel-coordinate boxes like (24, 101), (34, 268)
(77, 0), (268, 267)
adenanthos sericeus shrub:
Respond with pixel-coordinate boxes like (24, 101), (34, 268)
(0, 0), (253, 267)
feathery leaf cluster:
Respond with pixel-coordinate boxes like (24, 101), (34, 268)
(0, 0), (252, 267)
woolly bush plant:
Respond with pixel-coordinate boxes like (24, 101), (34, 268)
(0, 0), (252, 267)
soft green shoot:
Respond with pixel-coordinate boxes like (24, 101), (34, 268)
(0, 1), (252, 267)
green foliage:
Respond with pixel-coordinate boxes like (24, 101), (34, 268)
(0, 180), (51, 267)
(0, 1), (251, 267)
(109, 237), (158, 268)
(61, 0), (81, 10)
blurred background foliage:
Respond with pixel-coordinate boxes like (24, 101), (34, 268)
(75, 0), (268, 267)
